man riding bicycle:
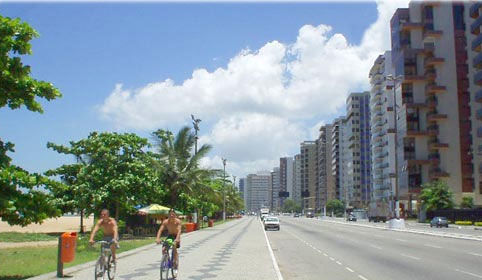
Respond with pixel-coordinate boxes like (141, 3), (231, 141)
(156, 209), (182, 272)
(89, 209), (119, 264)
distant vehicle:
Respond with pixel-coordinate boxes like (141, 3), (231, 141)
(368, 201), (389, 223)
(264, 217), (280, 231)
(430, 217), (449, 228)
(293, 213), (300, 218)
(305, 208), (315, 218)
(347, 214), (357, 222)
(261, 214), (269, 221)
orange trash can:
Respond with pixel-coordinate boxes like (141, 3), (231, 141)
(208, 220), (214, 227)
(60, 232), (77, 263)
(185, 223), (195, 233)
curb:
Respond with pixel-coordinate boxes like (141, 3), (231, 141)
(319, 219), (482, 242)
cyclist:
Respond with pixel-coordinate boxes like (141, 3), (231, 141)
(89, 209), (119, 264)
(156, 209), (182, 272)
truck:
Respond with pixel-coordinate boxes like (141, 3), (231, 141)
(368, 201), (390, 223)
(260, 208), (270, 221)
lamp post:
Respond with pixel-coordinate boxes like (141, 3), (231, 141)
(386, 74), (405, 229)
(222, 158), (227, 221)
(191, 115), (201, 155)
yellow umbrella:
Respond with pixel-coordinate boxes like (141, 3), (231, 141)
(138, 204), (182, 215)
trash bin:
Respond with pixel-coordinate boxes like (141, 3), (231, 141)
(208, 219), (214, 227)
(60, 232), (77, 263)
(185, 223), (196, 233)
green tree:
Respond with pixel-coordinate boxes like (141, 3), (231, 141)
(326, 199), (345, 217)
(419, 180), (455, 212)
(47, 132), (161, 220)
(460, 197), (474, 209)
(0, 16), (62, 225)
(151, 127), (211, 209)
(281, 199), (301, 213)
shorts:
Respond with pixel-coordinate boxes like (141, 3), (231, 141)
(167, 235), (180, 248)
(103, 236), (119, 249)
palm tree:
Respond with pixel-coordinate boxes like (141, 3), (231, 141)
(151, 126), (212, 209)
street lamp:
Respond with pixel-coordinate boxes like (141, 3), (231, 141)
(386, 74), (405, 229)
(191, 114), (201, 155)
(222, 158), (227, 221)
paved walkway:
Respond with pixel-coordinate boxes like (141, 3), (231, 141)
(30, 217), (280, 280)
(0, 240), (57, 248)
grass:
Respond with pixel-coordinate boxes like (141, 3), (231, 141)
(0, 232), (57, 243)
(0, 234), (155, 279)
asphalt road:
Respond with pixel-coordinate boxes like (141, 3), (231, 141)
(267, 217), (482, 280)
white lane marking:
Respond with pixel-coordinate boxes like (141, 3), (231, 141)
(469, 252), (482, 257)
(346, 267), (354, 273)
(455, 268), (482, 279)
(423, 244), (442, 249)
(323, 253), (328, 257)
(400, 253), (421, 261)
(261, 221), (284, 280)
(369, 244), (382, 250)
(395, 238), (408, 242)
(329, 257), (335, 261)
(336, 261), (342, 265)
(358, 275), (369, 280)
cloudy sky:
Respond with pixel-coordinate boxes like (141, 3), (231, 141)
(1, 0), (409, 181)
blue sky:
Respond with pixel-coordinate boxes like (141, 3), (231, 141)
(1, 1), (405, 178)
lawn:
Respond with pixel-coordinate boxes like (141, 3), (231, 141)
(0, 235), (156, 279)
(0, 232), (57, 243)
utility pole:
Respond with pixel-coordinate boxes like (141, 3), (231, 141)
(191, 114), (201, 155)
(222, 158), (227, 221)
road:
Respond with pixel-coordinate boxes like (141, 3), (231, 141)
(267, 217), (482, 280)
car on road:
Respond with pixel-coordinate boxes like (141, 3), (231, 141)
(264, 217), (280, 231)
(430, 216), (449, 228)
(293, 213), (300, 218)
(347, 214), (357, 222)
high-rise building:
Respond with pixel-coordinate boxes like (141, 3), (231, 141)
(239, 178), (246, 208)
(318, 124), (335, 210)
(279, 157), (294, 208)
(369, 51), (397, 215)
(245, 172), (271, 212)
(293, 154), (302, 206)
(390, 1), (482, 211)
(300, 141), (318, 210)
(271, 167), (281, 211)
(346, 91), (371, 208)
(332, 117), (347, 201)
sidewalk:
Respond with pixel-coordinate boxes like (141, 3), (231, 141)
(29, 217), (280, 280)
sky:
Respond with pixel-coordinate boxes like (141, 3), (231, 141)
(0, 0), (410, 182)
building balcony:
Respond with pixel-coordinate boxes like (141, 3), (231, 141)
(471, 3), (481, 18)
(404, 74), (426, 82)
(477, 108), (482, 120)
(427, 124), (439, 136)
(407, 158), (431, 165)
(406, 129), (428, 137)
(426, 83), (446, 94)
(479, 164), (482, 174)
(474, 52), (482, 69)
(471, 15), (482, 35)
(476, 89), (482, 103)
(429, 168), (450, 179)
(472, 33), (482, 52)
(401, 21), (423, 31)
(424, 57), (444, 67)
(475, 70), (482, 86)
(405, 100), (427, 109)
(423, 42), (435, 54)
(478, 127), (482, 137)
(426, 95), (438, 107)
(428, 141), (449, 150)
(424, 68), (437, 80)
(428, 152), (440, 162)
(427, 111), (447, 121)
(423, 29), (443, 39)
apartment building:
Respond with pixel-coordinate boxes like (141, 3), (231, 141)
(279, 157), (294, 208)
(318, 124), (336, 209)
(346, 92), (372, 208)
(369, 51), (397, 214)
(245, 172), (271, 212)
(390, 1), (482, 211)
(293, 154), (303, 206)
(271, 167), (281, 211)
(300, 141), (318, 210)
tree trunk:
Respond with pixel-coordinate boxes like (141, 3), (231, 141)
(80, 209), (84, 233)
(115, 201), (120, 221)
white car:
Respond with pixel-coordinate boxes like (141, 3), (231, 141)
(264, 217), (280, 231)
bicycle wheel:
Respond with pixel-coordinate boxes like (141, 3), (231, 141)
(160, 253), (170, 280)
(94, 257), (105, 280)
(170, 249), (178, 279)
(107, 254), (116, 280)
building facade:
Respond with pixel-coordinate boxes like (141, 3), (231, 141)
(279, 157), (294, 208)
(293, 154), (303, 206)
(245, 172), (271, 212)
(270, 167), (281, 211)
(318, 124), (336, 210)
(300, 141), (318, 210)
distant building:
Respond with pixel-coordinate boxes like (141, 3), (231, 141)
(279, 157), (294, 208)
(245, 172), (271, 212)
(317, 124), (335, 210)
(270, 167), (280, 211)
(300, 141), (318, 210)
(293, 154), (302, 206)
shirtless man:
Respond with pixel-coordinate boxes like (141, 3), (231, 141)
(89, 209), (119, 263)
(156, 209), (182, 270)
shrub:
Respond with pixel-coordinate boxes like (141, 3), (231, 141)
(475, 222), (482, 227)
(455, 221), (473, 225)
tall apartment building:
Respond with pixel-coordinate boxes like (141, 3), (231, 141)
(318, 124), (336, 209)
(293, 154), (303, 206)
(279, 157), (294, 208)
(369, 51), (397, 214)
(332, 117), (348, 201)
(270, 167), (281, 211)
(468, 2), (482, 206)
(346, 92), (372, 208)
(239, 178), (245, 207)
(300, 141), (318, 210)
(390, 2), (482, 211)
(245, 172), (271, 212)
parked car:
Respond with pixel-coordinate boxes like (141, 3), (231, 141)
(347, 214), (357, 222)
(430, 216), (449, 228)
(293, 213), (300, 218)
(261, 214), (269, 221)
(264, 217), (280, 231)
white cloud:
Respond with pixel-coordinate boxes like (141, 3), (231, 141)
(99, 0), (409, 177)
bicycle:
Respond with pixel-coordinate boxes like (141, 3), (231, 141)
(160, 238), (178, 280)
(94, 240), (117, 280)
